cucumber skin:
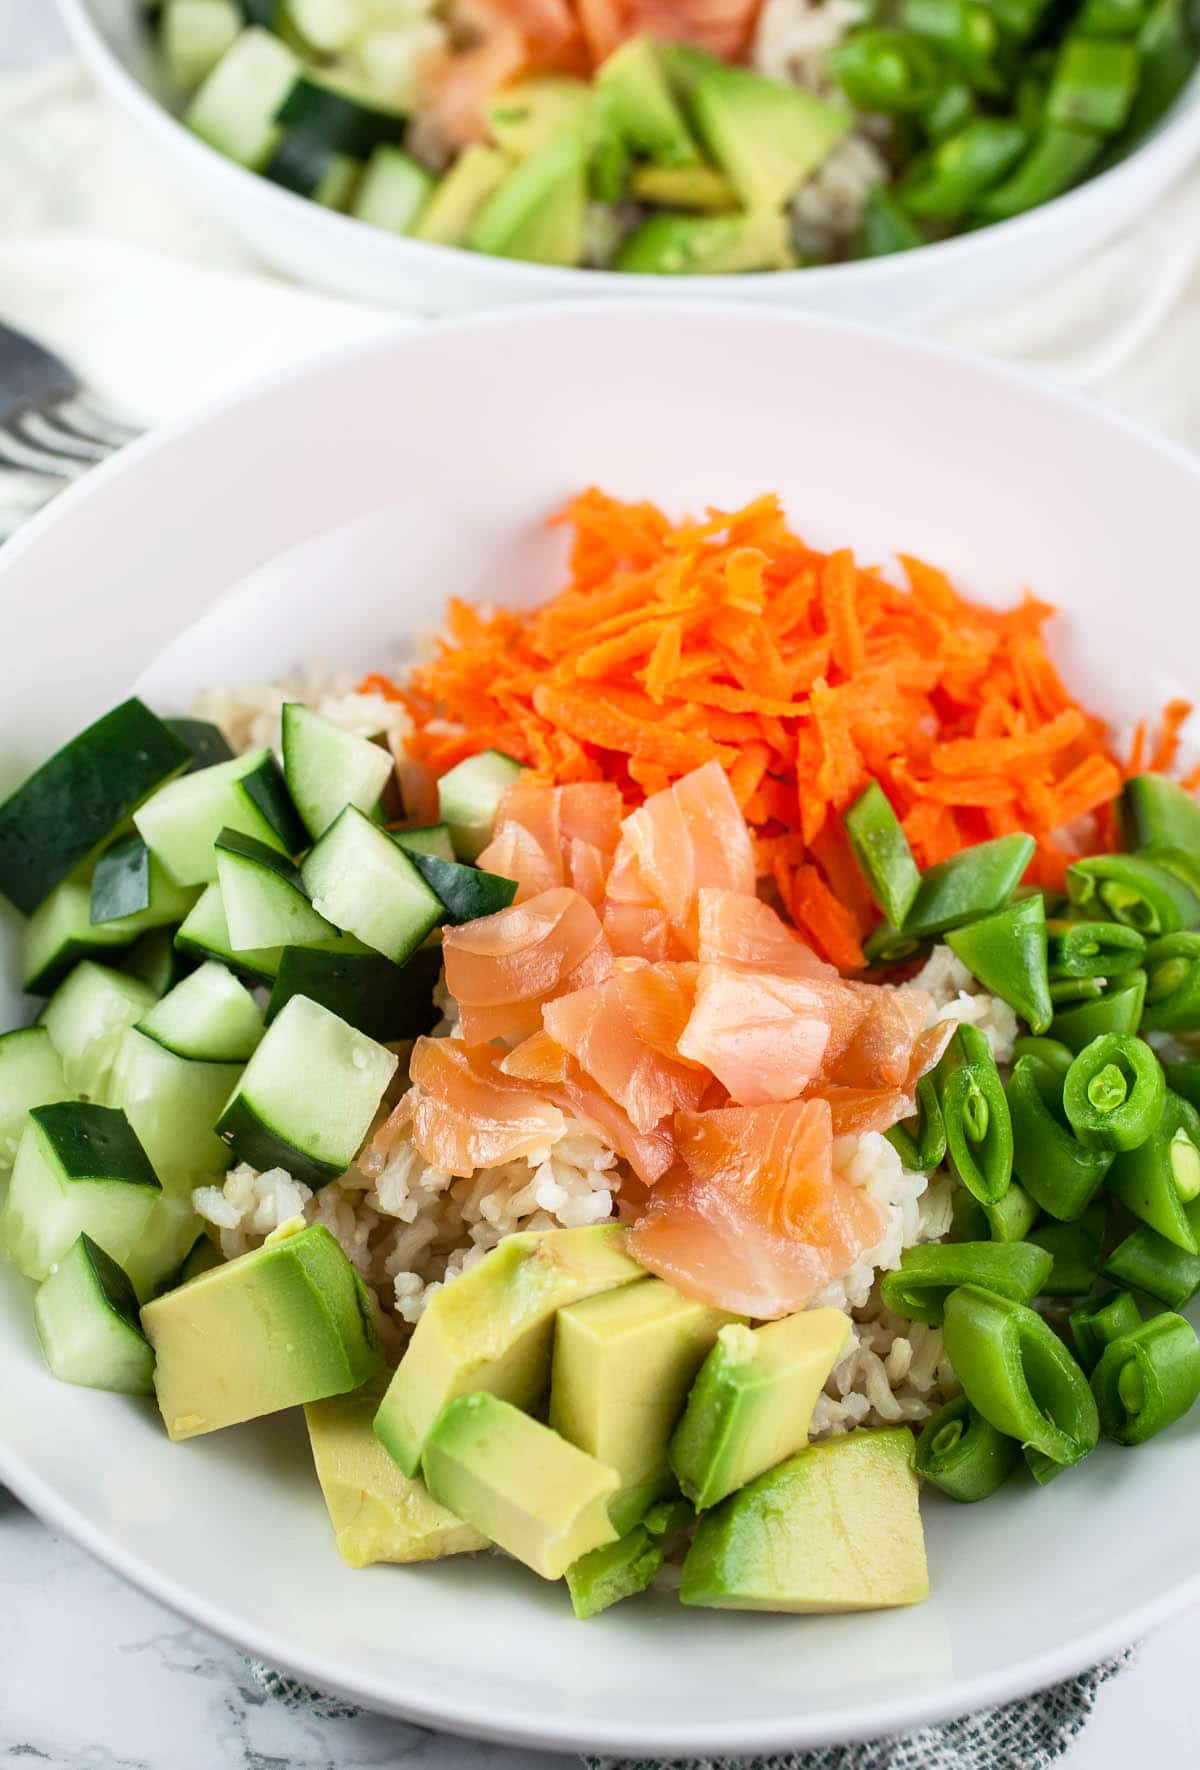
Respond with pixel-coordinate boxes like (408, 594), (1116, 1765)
(91, 835), (152, 925)
(165, 718), (235, 774)
(216, 1093), (344, 1191)
(0, 700), (191, 916)
(408, 851), (518, 923)
(266, 943), (441, 1041)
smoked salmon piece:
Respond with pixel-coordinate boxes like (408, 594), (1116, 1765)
(478, 779), (624, 903)
(502, 1030), (676, 1184)
(605, 761), (755, 955)
(402, 1037), (567, 1177)
(826, 985), (933, 1090)
(804, 1083), (914, 1138)
(630, 1098), (885, 1318)
(442, 885), (612, 1043)
(676, 965), (833, 1106)
(543, 958), (706, 1131)
(696, 887), (835, 979)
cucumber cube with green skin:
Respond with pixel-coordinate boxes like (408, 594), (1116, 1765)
(112, 1026), (240, 1189)
(407, 852), (518, 925)
(281, 702), (396, 843)
(161, 0), (242, 94)
(680, 1428), (928, 1613)
(436, 750), (525, 862)
(40, 961), (157, 1102)
(34, 1233), (156, 1395)
(141, 1222), (384, 1439)
(134, 747), (305, 888)
(0, 1103), (161, 1281)
(137, 960), (265, 1064)
(352, 147), (435, 235)
(90, 834), (153, 925)
(186, 26), (300, 168)
(175, 882), (283, 984)
(422, 1393), (619, 1580)
(118, 928), (194, 998)
(375, 1226), (643, 1475)
(23, 864), (198, 996)
(215, 827), (340, 952)
(0, 698), (191, 917)
(265, 945), (440, 1043)
(164, 718), (235, 774)
(300, 805), (445, 964)
(178, 1232), (222, 1285)
(216, 994), (398, 1190)
(124, 1190), (205, 1305)
(0, 1027), (69, 1173)
(670, 1310), (851, 1511)
(392, 824), (456, 862)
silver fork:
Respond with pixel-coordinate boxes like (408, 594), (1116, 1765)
(0, 320), (141, 540)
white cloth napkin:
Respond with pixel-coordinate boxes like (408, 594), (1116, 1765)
(3, 58), (1200, 440)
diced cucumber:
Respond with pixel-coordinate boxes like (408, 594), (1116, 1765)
(124, 1190), (205, 1304)
(134, 746), (305, 887)
(118, 929), (194, 998)
(436, 750), (525, 861)
(215, 827), (339, 950)
(352, 145), (434, 231)
(286, 0), (364, 51)
(408, 851), (517, 923)
(162, 0), (242, 90)
(0, 1027), (70, 1173)
(178, 1232), (222, 1283)
(392, 823), (455, 861)
(40, 961), (157, 1103)
(164, 717), (235, 774)
(0, 1103), (161, 1281)
(275, 72), (408, 155)
(266, 941), (441, 1041)
(112, 1026), (239, 1188)
(90, 834), (153, 925)
(216, 994), (397, 1188)
(138, 961), (264, 1064)
(34, 1234), (156, 1394)
(0, 699), (191, 917)
(264, 135), (363, 207)
(187, 26), (300, 168)
(282, 702), (395, 842)
(22, 858), (197, 994)
(175, 883), (283, 983)
(300, 805), (444, 963)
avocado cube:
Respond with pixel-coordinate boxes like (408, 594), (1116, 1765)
(467, 131), (588, 267)
(374, 1225), (643, 1476)
(141, 1222), (383, 1439)
(680, 1428), (929, 1613)
(305, 1380), (488, 1567)
(0, 1103), (161, 1281)
(670, 1308), (851, 1510)
(613, 211), (792, 276)
(596, 35), (699, 167)
(422, 1393), (619, 1580)
(486, 75), (595, 157)
(550, 1277), (739, 1533)
(689, 66), (852, 209)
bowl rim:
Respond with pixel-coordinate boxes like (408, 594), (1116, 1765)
(59, 0), (1200, 298)
(4, 298), (1200, 1754)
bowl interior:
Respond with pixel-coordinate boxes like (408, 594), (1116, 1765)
(2, 305), (1200, 1756)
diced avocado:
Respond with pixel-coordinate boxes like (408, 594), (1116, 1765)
(467, 131), (588, 267)
(670, 1308), (851, 1510)
(614, 210), (792, 275)
(422, 1393), (619, 1580)
(596, 35), (699, 167)
(413, 145), (511, 247)
(487, 76), (594, 157)
(680, 1428), (928, 1613)
(566, 1494), (693, 1619)
(305, 1378), (488, 1567)
(660, 42), (724, 99)
(141, 1221), (383, 1440)
(374, 1225), (642, 1475)
(689, 66), (852, 209)
(628, 163), (738, 209)
(550, 1277), (739, 1533)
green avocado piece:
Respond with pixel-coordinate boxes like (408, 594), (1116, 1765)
(680, 1427), (929, 1613)
(413, 145), (511, 247)
(660, 42), (725, 99)
(614, 210), (792, 275)
(550, 1276), (740, 1534)
(566, 1492), (695, 1619)
(689, 66), (853, 209)
(467, 131), (588, 266)
(670, 1309), (851, 1511)
(422, 1392), (619, 1579)
(141, 1221), (383, 1440)
(306, 1378), (488, 1567)
(628, 162), (738, 209)
(596, 34), (700, 167)
(374, 1225), (643, 1476)
(487, 76), (595, 156)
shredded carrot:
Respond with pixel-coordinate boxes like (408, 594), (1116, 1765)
(367, 489), (1179, 965)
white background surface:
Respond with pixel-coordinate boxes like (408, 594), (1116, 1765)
(3, 7), (1200, 1767)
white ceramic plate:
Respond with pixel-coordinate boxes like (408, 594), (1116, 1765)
(62, 0), (1200, 325)
(2, 305), (1199, 1758)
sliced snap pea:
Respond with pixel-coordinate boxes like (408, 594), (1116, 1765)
(1070, 1290), (1143, 1372)
(1046, 36), (1141, 134)
(1102, 1221), (1200, 1308)
(901, 832), (1036, 940)
(1046, 917), (1146, 980)
(914, 1394), (1018, 1501)
(946, 895), (1052, 1034)
(1165, 1059), (1200, 1112)
(1066, 852), (1200, 936)
(973, 124), (1102, 220)
(1122, 772), (1200, 853)
(1092, 1312), (1200, 1444)
(1007, 1053), (1113, 1221)
(936, 1022), (1014, 1204)
(942, 1285), (1099, 1466)
(899, 118), (1029, 220)
(1011, 1035), (1075, 1080)
(1118, 0), (1195, 141)
(1076, 0), (1148, 34)
(880, 1239), (1053, 1324)
(857, 184), (927, 256)
(925, 77), (977, 137)
(1062, 1032), (1166, 1151)
(951, 1177), (1039, 1242)
(886, 1072), (948, 1171)
(898, 0), (1004, 87)
(843, 781), (921, 926)
(1049, 971), (1147, 1051)
(1142, 931), (1200, 1032)
(829, 28), (948, 112)
(1107, 1089), (1200, 1249)
(1028, 1201), (1107, 1296)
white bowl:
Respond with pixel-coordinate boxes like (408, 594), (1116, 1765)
(2, 304), (1200, 1758)
(62, 0), (1200, 324)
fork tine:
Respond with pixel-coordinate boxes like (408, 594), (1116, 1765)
(0, 322), (79, 426)
(61, 395), (141, 445)
(0, 426), (88, 480)
(14, 409), (114, 463)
